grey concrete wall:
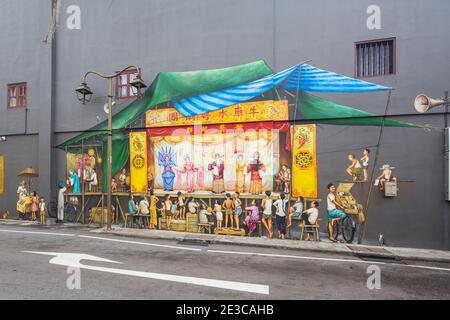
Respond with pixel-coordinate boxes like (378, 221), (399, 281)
(0, 0), (449, 248)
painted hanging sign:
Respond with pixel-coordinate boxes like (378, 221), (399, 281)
(146, 100), (288, 128)
(292, 125), (318, 198)
(0, 156), (4, 195)
(129, 132), (148, 193)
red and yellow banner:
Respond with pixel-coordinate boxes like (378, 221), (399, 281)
(146, 100), (288, 128)
(129, 132), (148, 193)
(292, 125), (318, 198)
(0, 156), (4, 195)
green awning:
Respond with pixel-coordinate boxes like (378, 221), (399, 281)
(294, 91), (420, 128)
(57, 60), (273, 148)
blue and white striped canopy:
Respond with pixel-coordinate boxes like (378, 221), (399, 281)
(284, 64), (392, 92)
(174, 64), (391, 117)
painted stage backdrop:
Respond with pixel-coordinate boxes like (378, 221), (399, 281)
(140, 100), (317, 196)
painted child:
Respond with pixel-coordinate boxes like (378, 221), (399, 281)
(111, 178), (118, 193)
(261, 191), (273, 238)
(30, 191), (38, 222)
(149, 190), (159, 229)
(223, 193), (234, 229)
(346, 154), (362, 181)
(288, 196), (304, 228)
(164, 194), (173, 230)
(244, 200), (260, 236)
(214, 200), (223, 230)
(233, 192), (242, 231)
(300, 201), (320, 241)
(39, 197), (46, 225)
(273, 193), (288, 240)
(361, 149), (370, 182)
(177, 192), (186, 220)
(119, 168), (127, 191)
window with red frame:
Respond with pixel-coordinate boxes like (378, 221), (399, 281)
(355, 38), (396, 78)
(7, 83), (27, 108)
(115, 69), (138, 99)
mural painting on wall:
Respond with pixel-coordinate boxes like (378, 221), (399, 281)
(146, 101), (291, 195)
(66, 148), (101, 193)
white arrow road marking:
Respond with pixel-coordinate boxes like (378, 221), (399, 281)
(24, 251), (269, 295)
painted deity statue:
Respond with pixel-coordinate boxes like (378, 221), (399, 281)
(181, 155), (197, 193)
(235, 154), (246, 193)
(247, 151), (266, 195)
(158, 146), (177, 191)
(69, 169), (81, 193)
(208, 153), (225, 194)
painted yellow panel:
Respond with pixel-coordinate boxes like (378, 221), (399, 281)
(129, 132), (148, 193)
(0, 156), (4, 195)
(292, 125), (318, 198)
(146, 100), (288, 128)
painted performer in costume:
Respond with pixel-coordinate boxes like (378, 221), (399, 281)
(181, 155), (197, 193)
(158, 147), (177, 191)
(208, 153), (225, 194)
(247, 151), (266, 195)
(235, 154), (246, 193)
(69, 169), (81, 193)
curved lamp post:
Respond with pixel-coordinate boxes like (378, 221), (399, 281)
(75, 66), (147, 230)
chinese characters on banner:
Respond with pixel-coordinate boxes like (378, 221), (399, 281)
(0, 156), (4, 195)
(292, 125), (318, 198)
(129, 132), (148, 193)
(146, 100), (289, 127)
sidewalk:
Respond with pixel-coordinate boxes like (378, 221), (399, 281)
(90, 226), (450, 264)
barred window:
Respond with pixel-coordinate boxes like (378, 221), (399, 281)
(355, 38), (395, 78)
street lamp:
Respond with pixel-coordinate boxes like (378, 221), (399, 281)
(75, 66), (146, 230)
(75, 82), (93, 105)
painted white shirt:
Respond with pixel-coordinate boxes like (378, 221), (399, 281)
(273, 199), (287, 217)
(306, 208), (319, 224)
(327, 193), (336, 211)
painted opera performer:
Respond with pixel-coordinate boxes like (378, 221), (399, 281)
(158, 147), (177, 191)
(181, 155), (197, 193)
(235, 154), (246, 193)
(247, 151), (266, 195)
(208, 153), (225, 193)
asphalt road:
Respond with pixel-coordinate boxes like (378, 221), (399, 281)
(1, 225), (450, 300)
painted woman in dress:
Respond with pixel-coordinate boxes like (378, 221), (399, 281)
(235, 154), (246, 193)
(149, 190), (159, 229)
(247, 151), (265, 195)
(158, 147), (177, 191)
(182, 155), (197, 193)
(208, 153), (225, 194)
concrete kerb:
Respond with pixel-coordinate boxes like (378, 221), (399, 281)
(89, 227), (376, 258)
(90, 228), (450, 264)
